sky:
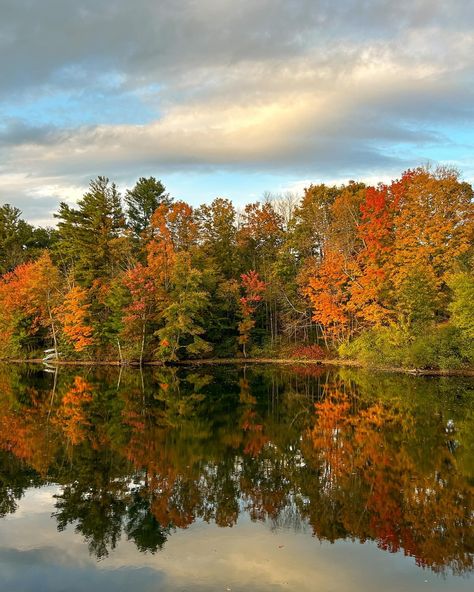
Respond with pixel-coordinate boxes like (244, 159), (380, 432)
(0, 0), (473, 225)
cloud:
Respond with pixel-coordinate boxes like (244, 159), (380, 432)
(0, 1), (473, 222)
(0, 120), (60, 147)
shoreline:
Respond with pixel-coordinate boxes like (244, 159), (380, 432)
(1, 357), (474, 377)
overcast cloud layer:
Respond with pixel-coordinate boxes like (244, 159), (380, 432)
(0, 0), (473, 223)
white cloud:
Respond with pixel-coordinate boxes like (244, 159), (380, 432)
(0, 1), (473, 222)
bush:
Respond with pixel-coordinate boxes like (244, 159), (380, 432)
(339, 326), (405, 367)
(340, 323), (472, 369)
(290, 344), (328, 360)
(448, 271), (474, 340)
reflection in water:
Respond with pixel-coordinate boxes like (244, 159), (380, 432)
(0, 363), (472, 579)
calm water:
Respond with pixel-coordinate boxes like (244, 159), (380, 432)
(0, 363), (472, 591)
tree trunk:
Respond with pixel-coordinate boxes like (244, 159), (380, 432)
(117, 338), (123, 365)
(46, 294), (58, 360)
(139, 318), (146, 367)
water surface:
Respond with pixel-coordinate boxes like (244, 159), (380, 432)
(0, 363), (472, 591)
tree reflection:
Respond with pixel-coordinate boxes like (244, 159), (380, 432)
(0, 363), (471, 573)
(301, 384), (473, 574)
(126, 488), (171, 553)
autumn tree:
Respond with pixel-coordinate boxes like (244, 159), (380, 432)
(238, 271), (266, 357)
(121, 263), (158, 364)
(237, 202), (283, 347)
(305, 167), (474, 356)
(289, 184), (339, 262)
(348, 184), (396, 327)
(196, 198), (237, 279)
(390, 168), (473, 290)
(147, 201), (197, 293)
(58, 285), (95, 353)
(157, 253), (212, 361)
(307, 183), (394, 344)
(0, 252), (62, 357)
(326, 182), (365, 257)
(304, 250), (353, 346)
(237, 201), (282, 273)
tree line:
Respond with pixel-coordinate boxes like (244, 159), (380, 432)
(0, 167), (473, 367)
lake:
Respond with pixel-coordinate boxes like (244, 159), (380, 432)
(0, 363), (472, 591)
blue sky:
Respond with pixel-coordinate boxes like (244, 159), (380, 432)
(0, 0), (473, 224)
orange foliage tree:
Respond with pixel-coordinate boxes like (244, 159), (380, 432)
(121, 263), (157, 364)
(0, 252), (62, 357)
(58, 286), (94, 352)
(238, 270), (266, 357)
(304, 167), (474, 343)
(304, 250), (353, 345)
(147, 201), (198, 308)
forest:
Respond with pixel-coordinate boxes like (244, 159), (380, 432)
(0, 166), (473, 369)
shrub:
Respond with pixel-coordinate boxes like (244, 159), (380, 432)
(340, 323), (471, 369)
(339, 326), (405, 367)
(400, 325), (469, 369)
(290, 344), (328, 360)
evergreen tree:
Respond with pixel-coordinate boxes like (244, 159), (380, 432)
(54, 177), (126, 284)
(125, 177), (171, 237)
(0, 204), (55, 273)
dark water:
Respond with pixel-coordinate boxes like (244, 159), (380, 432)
(0, 363), (472, 591)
